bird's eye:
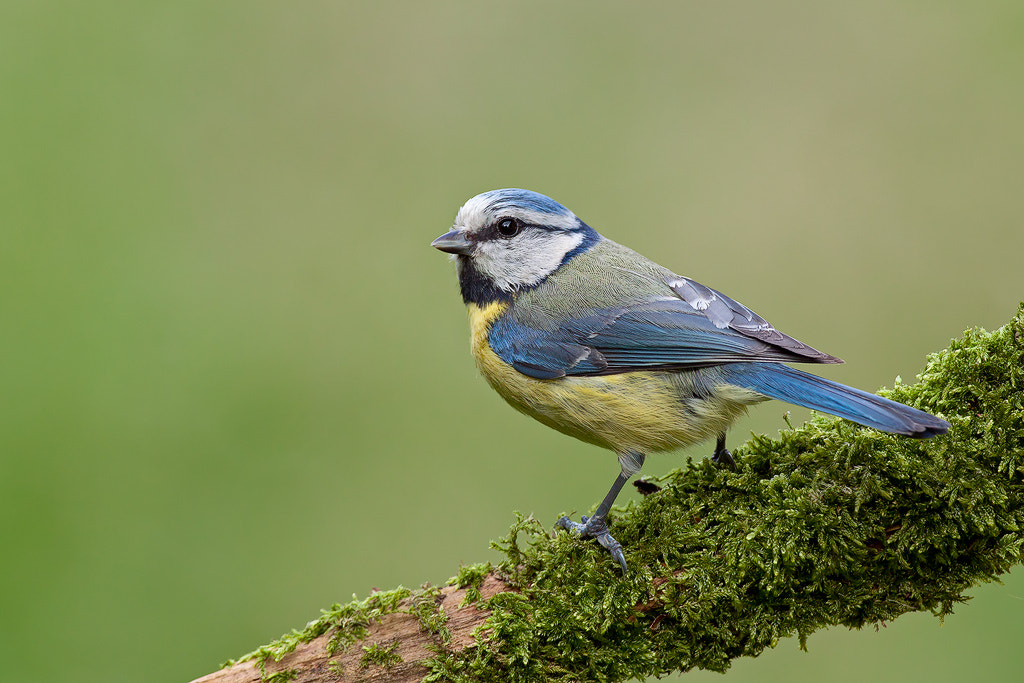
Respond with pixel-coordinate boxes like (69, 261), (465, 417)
(497, 218), (521, 238)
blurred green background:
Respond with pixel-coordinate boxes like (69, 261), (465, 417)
(1, 2), (1022, 681)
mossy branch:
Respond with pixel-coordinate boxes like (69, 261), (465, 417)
(194, 304), (1024, 683)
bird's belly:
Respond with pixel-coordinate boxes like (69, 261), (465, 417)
(468, 303), (763, 454)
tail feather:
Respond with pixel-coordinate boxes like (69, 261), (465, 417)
(721, 363), (949, 438)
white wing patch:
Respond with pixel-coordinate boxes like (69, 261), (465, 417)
(669, 277), (727, 327)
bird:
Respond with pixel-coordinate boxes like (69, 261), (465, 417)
(431, 188), (949, 574)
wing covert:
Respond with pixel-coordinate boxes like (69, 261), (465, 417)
(489, 296), (833, 380)
(667, 276), (841, 364)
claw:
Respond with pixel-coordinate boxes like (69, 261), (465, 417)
(711, 446), (735, 469)
(557, 515), (629, 575)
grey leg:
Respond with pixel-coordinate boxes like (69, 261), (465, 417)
(556, 450), (645, 575)
(711, 432), (735, 469)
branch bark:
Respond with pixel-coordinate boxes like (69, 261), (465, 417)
(193, 304), (1024, 683)
(192, 575), (511, 683)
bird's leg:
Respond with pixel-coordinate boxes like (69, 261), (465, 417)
(556, 450), (645, 575)
(711, 432), (736, 469)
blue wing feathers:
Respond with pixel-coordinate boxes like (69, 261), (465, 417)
(720, 363), (949, 437)
(488, 317), (606, 377)
(489, 299), (811, 380)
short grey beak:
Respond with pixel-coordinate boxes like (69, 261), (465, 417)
(431, 229), (473, 255)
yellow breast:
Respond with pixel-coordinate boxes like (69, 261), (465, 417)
(466, 302), (760, 455)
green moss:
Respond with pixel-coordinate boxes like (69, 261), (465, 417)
(229, 303), (1024, 683)
(261, 669), (298, 683)
(224, 585), (413, 679)
(409, 584), (452, 644)
(360, 640), (402, 669)
(450, 562), (492, 605)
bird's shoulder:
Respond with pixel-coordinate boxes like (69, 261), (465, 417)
(508, 237), (677, 326)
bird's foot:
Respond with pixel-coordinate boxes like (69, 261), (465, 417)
(711, 446), (736, 470)
(712, 433), (736, 470)
(556, 514), (628, 575)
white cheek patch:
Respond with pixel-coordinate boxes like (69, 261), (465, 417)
(475, 230), (585, 292)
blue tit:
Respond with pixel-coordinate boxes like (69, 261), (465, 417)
(431, 188), (949, 574)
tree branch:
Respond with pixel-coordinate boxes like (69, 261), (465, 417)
(194, 304), (1024, 683)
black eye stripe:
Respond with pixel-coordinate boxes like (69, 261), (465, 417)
(483, 217), (571, 241)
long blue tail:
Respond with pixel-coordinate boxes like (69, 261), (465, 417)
(720, 362), (949, 438)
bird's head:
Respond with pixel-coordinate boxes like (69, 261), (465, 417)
(432, 189), (599, 303)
